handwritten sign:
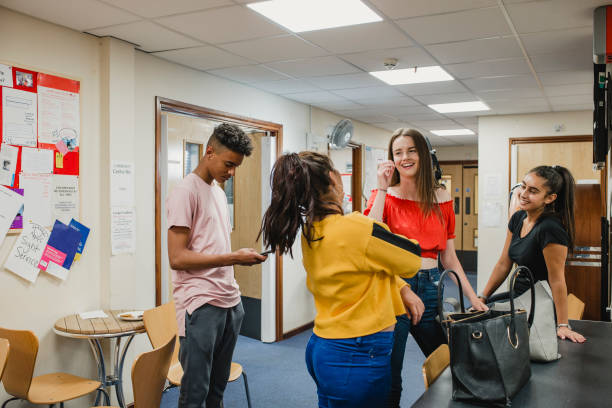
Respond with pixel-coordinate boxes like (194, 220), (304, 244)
(4, 220), (50, 283)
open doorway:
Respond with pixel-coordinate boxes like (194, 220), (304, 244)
(155, 97), (283, 341)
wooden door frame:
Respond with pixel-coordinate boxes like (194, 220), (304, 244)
(155, 97), (284, 341)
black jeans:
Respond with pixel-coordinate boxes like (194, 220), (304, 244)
(388, 268), (447, 408)
(178, 302), (244, 408)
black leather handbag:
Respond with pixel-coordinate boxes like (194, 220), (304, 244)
(437, 268), (535, 407)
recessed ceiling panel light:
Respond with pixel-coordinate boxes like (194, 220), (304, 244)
(247, 0), (382, 33)
(428, 101), (490, 113)
(369, 66), (454, 85)
(430, 129), (475, 136)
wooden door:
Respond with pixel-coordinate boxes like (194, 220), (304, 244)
(462, 167), (478, 252)
(440, 164), (463, 249)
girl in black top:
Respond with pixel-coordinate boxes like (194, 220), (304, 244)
(480, 165), (586, 343)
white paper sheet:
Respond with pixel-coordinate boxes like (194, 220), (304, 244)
(0, 64), (12, 87)
(37, 86), (80, 148)
(2, 87), (37, 147)
(51, 174), (79, 224)
(481, 201), (503, 227)
(0, 144), (19, 186)
(111, 207), (135, 255)
(0, 186), (24, 246)
(20, 147), (54, 174)
(45, 261), (69, 281)
(111, 161), (135, 207)
(20, 173), (53, 227)
(4, 220), (50, 283)
(79, 310), (108, 319)
(484, 174), (503, 199)
(364, 146), (387, 199)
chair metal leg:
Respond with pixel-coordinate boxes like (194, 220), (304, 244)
(242, 371), (252, 408)
(1, 397), (19, 408)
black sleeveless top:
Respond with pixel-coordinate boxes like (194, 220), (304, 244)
(508, 210), (569, 293)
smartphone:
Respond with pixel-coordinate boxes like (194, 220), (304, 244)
(260, 249), (275, 256)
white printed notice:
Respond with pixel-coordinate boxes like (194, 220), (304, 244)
(0, 144), (19, 187)
(111, 207), (135, 255)
(20, 173), (53, 227)
(4, 220), (50, 283)
(0, 186), (24, 246)
(37, 86), (80, 148)
(111, 161), (134, 207)
(2, 87), (37, 147)
(21, 147), (54, 174)
(51, 174), (79, 224)
(0, 64), (12, 87)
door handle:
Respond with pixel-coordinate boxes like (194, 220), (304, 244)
(454, 197), (460, 214)
(465, 197), (471, 215)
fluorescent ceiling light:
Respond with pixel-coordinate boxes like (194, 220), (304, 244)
(247, 0), (382, 33)
(430, 129), (475, 136)
(369, 66), (454, 85)
(428, 101), (490, 113)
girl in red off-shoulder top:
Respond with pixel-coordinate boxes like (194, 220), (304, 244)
(365, 128), (487, 408)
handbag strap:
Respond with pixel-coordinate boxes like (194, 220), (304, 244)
(508, 266), (536, 330)
(437, 269), (466, 322)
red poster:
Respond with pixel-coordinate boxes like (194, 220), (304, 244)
(12, 67), (38, 92)
(53, 150), (79, 175)
(38, 73), (80, 93)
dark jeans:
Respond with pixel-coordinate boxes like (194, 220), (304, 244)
(178, 302), (244, 408)
(305, 331), (394, 408)
(388, 268), (446, 408)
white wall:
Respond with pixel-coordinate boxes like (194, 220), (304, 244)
(436, 145), (478, 161)
(477, 111), (592, 291)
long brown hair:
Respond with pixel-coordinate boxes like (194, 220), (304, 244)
(529, 165), (575, 252)
(258, 151), (343, 256)
(388, 128), (440, 217)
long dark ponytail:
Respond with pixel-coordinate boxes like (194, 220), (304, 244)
(258, 152), (342, 256)
(530, 165), (575, 251)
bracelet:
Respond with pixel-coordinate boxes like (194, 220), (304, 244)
(557, 323), (572, 330)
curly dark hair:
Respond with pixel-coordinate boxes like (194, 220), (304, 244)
(208, 123), (253, 156)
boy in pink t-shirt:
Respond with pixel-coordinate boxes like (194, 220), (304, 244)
(167, 123), (267, 408)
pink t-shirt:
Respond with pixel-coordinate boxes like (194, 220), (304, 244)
(166, 173), (241, 336)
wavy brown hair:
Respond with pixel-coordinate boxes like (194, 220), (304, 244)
(258, 151), (343, 257)
(388, 128), (440, 217)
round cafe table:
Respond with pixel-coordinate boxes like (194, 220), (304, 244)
(53, 310), (145, 408)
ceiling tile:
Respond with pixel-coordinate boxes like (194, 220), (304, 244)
(88, 21), (201, 52)
(520, 27), (592, 57)
(152, 46), (254, 70)
(301, 22), (412, 54)
(476, 87), (545, 100)
(0, 0), (138, 31)
(99, 0), (233, 18)
(357, 96), (421, 108)
(548, 94), (592, 106)
(444, 58), (531, 79)
(506, 0), (609, 34)
(454, 116), (479, 127)
(463, 74), (538, 92)
(426, 37), (523, 64)
(442, 134), (478, 145)
(340, 46), (437, 72)
(538, 70), (592, 86)
(333, 86), (405, 100)
(396, 7), (511, 45)
(266, 56), (361, 78)
(396, 80), (469, 96)
(155, 6), (287, 44)
(251, 79), (320, 94)
(283, 91), (348, 104)
(551, 103), (593, 112)
(410, 119), (461, 130)
(429, 136), (461, 146)
(396, 111), (447, 121)
(493, 105), (551, 115)
(544, 84), (591, 97)
(219, 35), (328, 63)
(486, 98), (549, 111)
(207, 65), (290, 83)
(315, 100), (366, 111)
(368, 0), (496, 19)
(530, 51), (592, 73)
(370, 122), (414, 132)
(307, 74), (384, 90)
(413, 92), (480, 105)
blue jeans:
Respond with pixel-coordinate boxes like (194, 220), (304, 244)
(388, 268), (447, 407)
(305, 331), (394, 408)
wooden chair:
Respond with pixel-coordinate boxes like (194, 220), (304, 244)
(567, 293), (585, 320)
(143, 302), (252, 408)
(0, 327), (101, 408)
(92, 335), (175, 408)
(0, 338), (9, 380)
(422, 344), (450, 389)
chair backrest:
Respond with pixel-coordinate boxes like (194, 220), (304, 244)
(143, 302), (180, 366)
(0, 338), (10, 380)
(567, 293), (585, 320)
(132, 335), (175, 408)
(422, 344), (450, 389)
(0, 328), (38, 399)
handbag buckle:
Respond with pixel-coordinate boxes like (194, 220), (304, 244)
(471, 331), (483, 339)
(506, 326), (519, 349)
